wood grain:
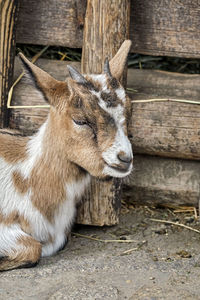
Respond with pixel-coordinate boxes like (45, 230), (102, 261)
(124, 155), (200, 207)
(128, 69), (200, 160)
(81, 0), (130, 75)
(76, 178), (121, 226)
(0, 0), (19, 127)
(130, 0), (200, 58)
(16, 0), (200, 58)
(16, 0), (86, 48)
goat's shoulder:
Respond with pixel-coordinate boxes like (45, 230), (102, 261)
(0, 129), (29, 164)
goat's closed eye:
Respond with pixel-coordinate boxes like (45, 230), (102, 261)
(72, 119), (88, 126)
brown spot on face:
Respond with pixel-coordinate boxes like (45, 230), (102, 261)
(85, 76), (102, 92)
(108, 77), (119, 89)
(0, 132), (28, 164)
(12, 171), (29, 195)
(71, 94), (83, 109)
(96, 111), (117, 153)
(101, 92), (118, 107)
(84, 80), (99, 92)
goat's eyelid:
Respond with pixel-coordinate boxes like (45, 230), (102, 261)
(72, 119), (88, 126)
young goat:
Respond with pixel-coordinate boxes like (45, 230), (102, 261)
(0, 40), (133, 271)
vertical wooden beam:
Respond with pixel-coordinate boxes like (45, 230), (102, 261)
(76, 0), (130, 226)
(0, 0), (19, 128)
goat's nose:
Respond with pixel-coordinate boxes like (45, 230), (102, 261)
(117, 152), (132, 164)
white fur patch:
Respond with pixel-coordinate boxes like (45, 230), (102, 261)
(115, 87), (126, 103)
(90, 74), (109, 93)
(42, 174), (90, 257)
(102, 126), (132, 166)
(18, 120), (47, 179)
(0, 224), (28, 256)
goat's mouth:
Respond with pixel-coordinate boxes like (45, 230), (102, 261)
(103, 161), (133, 178)
(107, 164), (130, 173)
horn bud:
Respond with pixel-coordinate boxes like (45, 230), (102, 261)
(67, 65), (88, 84)
(104, 58), (112, 78)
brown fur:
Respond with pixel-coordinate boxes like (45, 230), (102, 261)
(0, 133), (28, 164)
(12, 171), (29, 195)
(0, 236), (41, 271)
(0, 211), (31, 234)
(29, 159), (67, 222)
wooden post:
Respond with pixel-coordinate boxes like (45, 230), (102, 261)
(0, 0), (19, 128)
(76, 0), (130, 226)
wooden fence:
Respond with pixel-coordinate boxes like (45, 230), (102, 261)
(0, 0), (200, 225)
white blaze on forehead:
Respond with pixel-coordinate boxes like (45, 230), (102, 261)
(88, 75), (125, 124)
(98, 99), (125, 124)
(115, 87), (126, 103)
(89, 74), (109, 93)
(88, 74), (126, 103)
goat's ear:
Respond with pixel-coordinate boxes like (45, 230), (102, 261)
(18, 53), (68, 106)
(109, 40), (132, 81)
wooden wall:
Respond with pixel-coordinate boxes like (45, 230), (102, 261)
(16, 0), (200, 58)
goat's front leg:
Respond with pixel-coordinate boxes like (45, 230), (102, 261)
(0, 224), (41, 271)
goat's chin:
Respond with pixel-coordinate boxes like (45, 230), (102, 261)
(102, 164), (133, 179)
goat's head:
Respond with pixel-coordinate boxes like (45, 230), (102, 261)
(19, 40), (133, 178)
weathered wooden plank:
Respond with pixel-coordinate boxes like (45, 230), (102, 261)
(81, 0), (130, 78)
(76, 178), (121, 226)
(16, 0), (200, 58)
(0, 0), (19, 128)
(16, 0), (86, 47)
(10, 59), (200, 160)
(128, 69), (200, 160)
(130, 0), (200, 58)
(77, 0), (130, 226)
(124, 155), (200, 207)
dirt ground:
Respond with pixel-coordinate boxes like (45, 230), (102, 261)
(1, 204), (200, 300)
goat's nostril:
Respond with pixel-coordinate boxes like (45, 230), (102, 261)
(117, 153), (132, 164)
